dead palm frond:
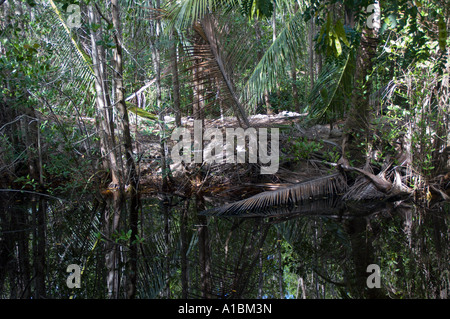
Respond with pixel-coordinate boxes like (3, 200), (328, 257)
(200, 14), (250, 126)
(246, 195), (344, 218)
(177, 13), (250, 126)
(201, 173), (347, 217)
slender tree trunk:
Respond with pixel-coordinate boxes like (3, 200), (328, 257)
(180, 199), (190, 298)
(254, 20), (272, 115)
(309, 18), (315, 90)
(21, 106), (39, 184)
(88, 5), (121, 187)
(105, 193), (122, 299)
(162, 197), (171, 298)
(110, 2), (140, 298)
(0, 203), (12, 296)
(268, 1), (278, 114)
(147, 0), (171, 189)
(277, 231), (283, 298)
(171, 32), (182, 127)
(192, 30), (205, 121)
(16, 206), (31, 299)
(290, 0), (300, 109)
(127, 189), (139, 299)
(196, 196), (211, 298)
(291, 58), (299, 112)
(33, 196), (46, 299)
(111, 0), (137, 190)
(258, 246), (263, 298)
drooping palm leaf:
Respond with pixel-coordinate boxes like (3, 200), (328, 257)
(164, 0), (241, 31)
(199, 14), (250, 126)
(33, 3), (96, 115)
(48, 0), (93, 71)
(243, 7), (305, 107)
(201, 173), (347, 217)
(307, 49), (355, 123)
(175, 12), (251, 126)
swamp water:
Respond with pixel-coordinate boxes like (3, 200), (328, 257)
(0, 190), (449, 299)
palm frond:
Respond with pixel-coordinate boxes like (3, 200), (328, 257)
(177, 13), (250, 125)
(243, 8), (305, 107)
(164, 0), (240, 31)
(201, 173), (347, 217)
(307, 49), (355, 122)
(34, 4), (95, 114)
(48, 0), (93, 70)
(200, 14), (250, 126)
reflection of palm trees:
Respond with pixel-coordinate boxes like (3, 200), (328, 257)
(1, 192), (449, 298)
(194, 217), (271, 298)
(202, 161), (413, 218)
(104, 193), (122, 299)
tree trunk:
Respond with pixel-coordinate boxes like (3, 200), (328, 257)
(21, 106), (40, 184)
(271, 0), (280, 108)
(341, 7), (380, 167)
(105, 193), (122, 299)
(291, 58), (299, 112)
(255, 20), (272, 115)
(127, 190), (139, 299)
(309, 18), (315, 90)
(111, 0), (137, 190)
(149, 0), (171, 189)
(171, 32), (182, 127)
(196, 196), (212, 298)
(180, 200), (190, 298)
(162, 197), (171, 298)
(32, 196), (46, 299)
(88, 5), (121, 187)
(192, 30), (206, 121)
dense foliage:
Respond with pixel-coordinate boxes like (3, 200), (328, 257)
(0, 0), (449, 300)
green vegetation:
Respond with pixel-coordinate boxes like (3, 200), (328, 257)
(0, 0), (449, 300)
(1, 0), (448, 197)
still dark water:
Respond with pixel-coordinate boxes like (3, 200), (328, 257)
(1, 190), (449, 299)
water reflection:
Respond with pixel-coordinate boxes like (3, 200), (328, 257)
(0, 190), (449, 299)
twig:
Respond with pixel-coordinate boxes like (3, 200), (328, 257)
(0, 189), (67, 202)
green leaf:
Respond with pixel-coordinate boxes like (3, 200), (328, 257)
(438, 16), (447, 52)
(320, 88), (328, 100)
(91, 23), (101, 32)
(127, 105), (158, 120)
(307, 48), (355, 122)
(334, 32), (342, 56)
(334, 19), (349, 46)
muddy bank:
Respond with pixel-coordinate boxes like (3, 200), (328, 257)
(132, 112), (346, 199)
